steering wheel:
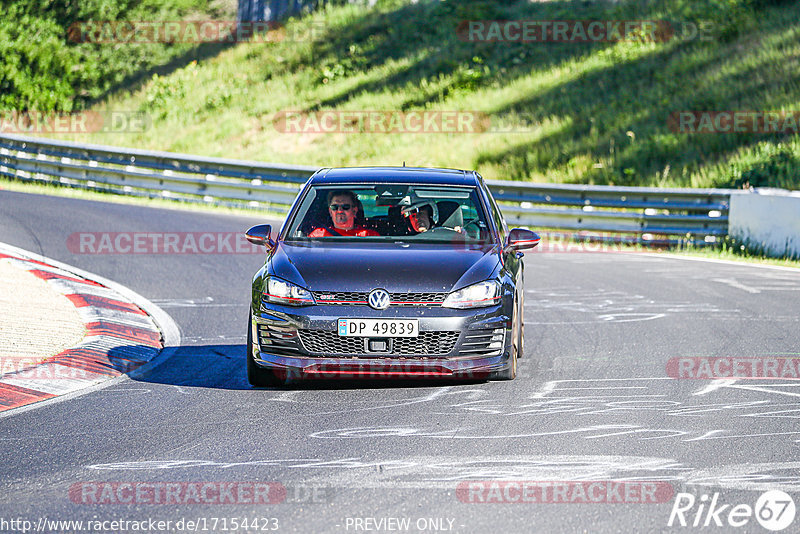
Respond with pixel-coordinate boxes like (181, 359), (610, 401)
(461, 219), (483, 239)
(426, 226), (461, 235)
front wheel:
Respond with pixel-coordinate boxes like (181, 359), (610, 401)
(490, 302), (519, 381)
(247, 314), (284, 387)
(491, 343), (517, 381)
(517, 287), (524, 359)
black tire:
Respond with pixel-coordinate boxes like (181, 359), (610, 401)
(247, 314), (284, 387)
(517, 286), (524, 359)
(491, 299), (518, 381)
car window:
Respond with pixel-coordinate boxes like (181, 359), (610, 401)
(483, 185), (508, 243)
(284, 184), (492, 243)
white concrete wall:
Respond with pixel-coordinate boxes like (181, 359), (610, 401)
(729, 189), (800, 259)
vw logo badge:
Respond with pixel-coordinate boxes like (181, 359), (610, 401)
(368, 289), (391, 310)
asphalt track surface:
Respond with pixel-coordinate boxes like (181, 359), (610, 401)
(1, 189), (800, 533)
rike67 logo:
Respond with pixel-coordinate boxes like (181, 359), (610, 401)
(669, 490), (796, 531)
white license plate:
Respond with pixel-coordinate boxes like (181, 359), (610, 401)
(338, 319), (419, 338)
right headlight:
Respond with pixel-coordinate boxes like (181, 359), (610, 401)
(442, 280), (501, 309)
(263, 276), (316, 306)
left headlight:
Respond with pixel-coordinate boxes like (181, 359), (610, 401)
(263, 276), (316, 306)
(442, 280), (502, 309)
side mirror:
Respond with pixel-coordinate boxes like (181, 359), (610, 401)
(505, 228), (540, 251)
(245, 224), (276, 250)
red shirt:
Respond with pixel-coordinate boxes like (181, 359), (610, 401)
(308, 226), (380, 237)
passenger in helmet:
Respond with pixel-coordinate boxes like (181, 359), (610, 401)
(401, 200), (438, 234)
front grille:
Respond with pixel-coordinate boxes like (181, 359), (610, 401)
(257, 323), (303, 357)
(313, 291), (367, 304)
(394, 332), (459, 354)
(460, 328), (505, 357)
(312, 291), (446, 306)
(391, 292), (446, 305)
(298, 331), (364, 354)
(298, 330), (459, 357)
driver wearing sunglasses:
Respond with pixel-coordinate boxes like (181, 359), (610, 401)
(308, 190), (380, 237)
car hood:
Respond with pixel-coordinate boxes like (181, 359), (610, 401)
(269, 241), (500, 293)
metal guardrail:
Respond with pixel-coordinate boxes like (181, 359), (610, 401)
(487, 180), (731, 240)
(0, 133), (733, 242)
(0, 134), (315, 213)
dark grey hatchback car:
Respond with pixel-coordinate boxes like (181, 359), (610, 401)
(245, 167), (540, 385)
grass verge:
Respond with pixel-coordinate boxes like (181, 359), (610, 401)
(16, 0), (800, 190)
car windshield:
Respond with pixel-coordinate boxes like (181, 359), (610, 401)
(284, 184), (492, 243)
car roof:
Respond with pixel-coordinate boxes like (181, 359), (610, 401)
(309, 167), (480, 186)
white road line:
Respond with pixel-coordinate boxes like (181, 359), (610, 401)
(638, 252), (800, 273)
(728, 383), (800, 398)
(711, 278), (762, 293)
(693, 379), (738, 396)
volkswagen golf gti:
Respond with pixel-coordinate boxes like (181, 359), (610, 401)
(245, 167), (540, 385)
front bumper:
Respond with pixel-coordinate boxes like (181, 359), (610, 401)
(250, 301), (513, 379)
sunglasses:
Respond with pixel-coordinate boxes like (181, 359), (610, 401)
(329, 204), (353, 211)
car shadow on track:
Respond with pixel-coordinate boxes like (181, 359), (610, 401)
(118, 344), (487, 391)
